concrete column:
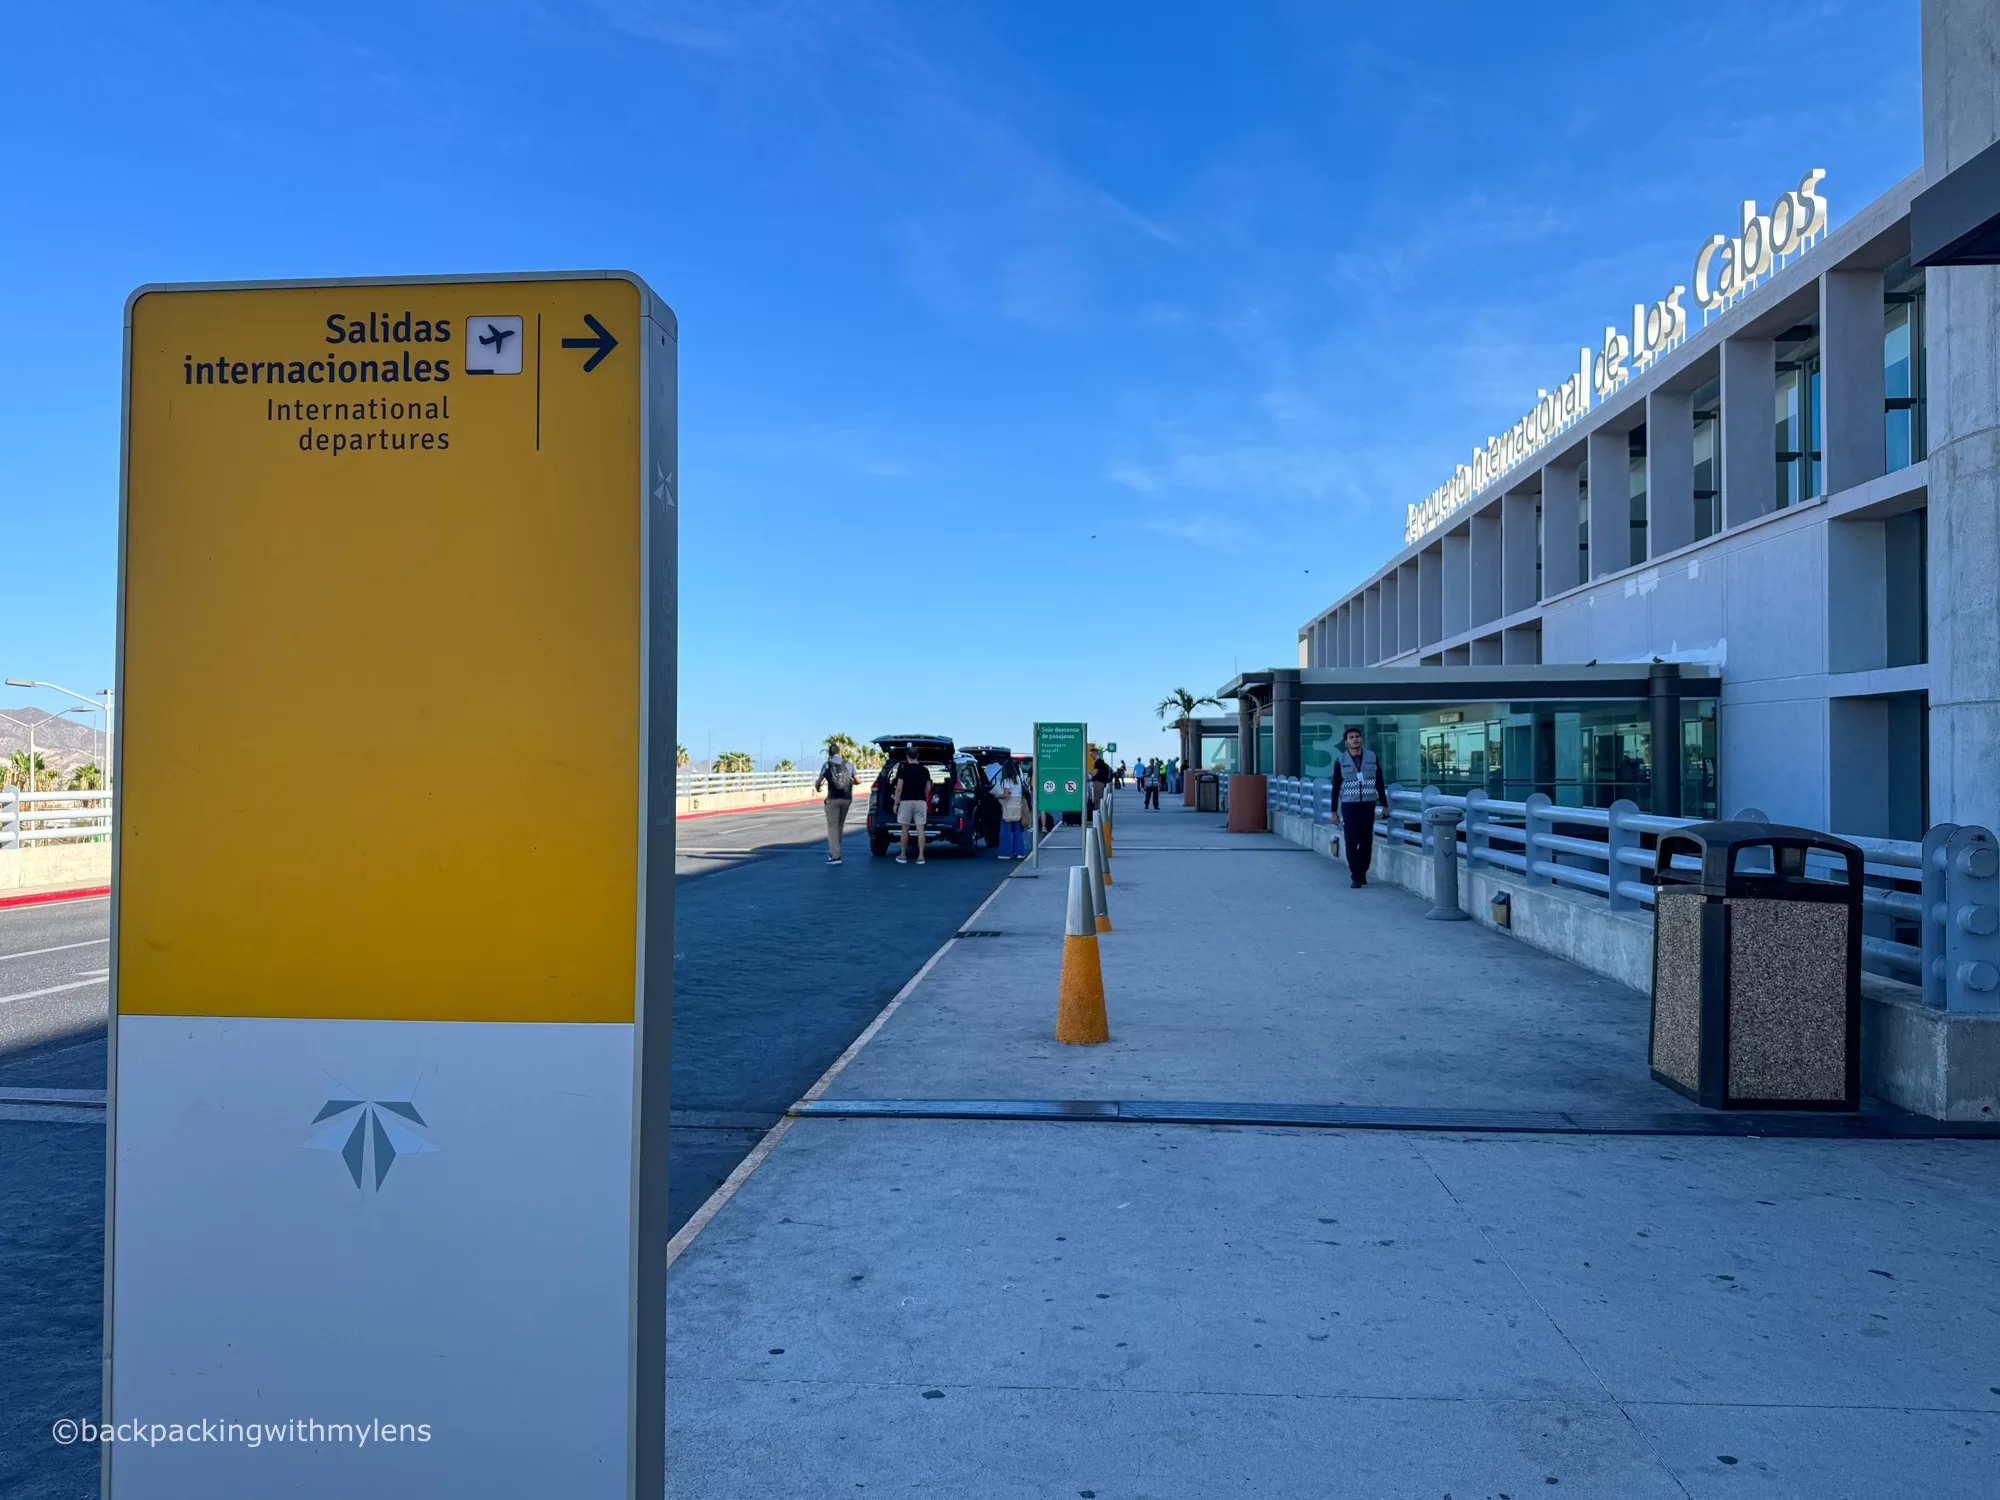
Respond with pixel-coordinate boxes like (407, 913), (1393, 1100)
(1647, 388), (1696, 556)
(1541, 463), (1582, 595)
(1271, 670), (1302, 778)
(1417, 548), (1443, 647)
(1501, 486), (1540, 612)
(1397, 561), (1419, 656)
(1337, 605), (1353, 667)
(1721, 335), (1777, 527)
(1587, 427), (1628, 578)
(1469, 506), (1502, 625)
(1924, 0), (2000, 830)
(1441, 528), (1470, 639)
(1649, 664), (1683, 817)
(1362, 587), (1380, 664)
(1237, 696), (1259, 775)
(1822, 270), (1889, 497)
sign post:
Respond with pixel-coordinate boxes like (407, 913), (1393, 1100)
(109, 273), (675, 1498)
(1032, 721), (1086, 868)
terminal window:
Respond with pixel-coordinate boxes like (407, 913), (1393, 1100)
(1885, 262), (1927, 472)
(1774, 320), (1822, 507)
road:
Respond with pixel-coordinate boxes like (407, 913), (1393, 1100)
(0, 803), (1016, 1499)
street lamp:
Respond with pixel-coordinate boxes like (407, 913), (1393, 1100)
(5, 680), (112, 792)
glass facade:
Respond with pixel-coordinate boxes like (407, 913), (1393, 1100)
(1885, 262), (1927, 472)
(1691, 377), (1721, 540)
(1297, 700), (1719, 819)
(1627, 425), (1648, 566)
(1775, 319), (1822, 507)
(1200, 734), (1238, 772)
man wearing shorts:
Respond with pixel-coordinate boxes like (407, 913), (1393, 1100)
(892, 751), (933, 864)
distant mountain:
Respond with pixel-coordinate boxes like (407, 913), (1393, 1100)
(0, 708), (109, 777)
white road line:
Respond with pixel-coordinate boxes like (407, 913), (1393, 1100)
(664, 872), (1019, 1270)
(0, 938), (109, 964)
(0, 976), (108, 1006)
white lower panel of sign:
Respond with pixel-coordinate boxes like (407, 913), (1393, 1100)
(107, 1013), (637, 1498)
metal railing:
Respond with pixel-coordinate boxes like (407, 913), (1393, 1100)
(1263, 774), (1977, 998)
(676, 768), (832, 798)
(1, 789), (113, 848)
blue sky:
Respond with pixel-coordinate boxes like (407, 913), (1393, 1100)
(1, 1), (1922, 767)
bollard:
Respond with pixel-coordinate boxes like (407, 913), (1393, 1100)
(1085, 823), (1113, 931)
(1101, 797), (1114, 858)
(1423, 807), (1469, 921)
(1056, 865), (1110, 1043)
(1094, 810), (1113, 879)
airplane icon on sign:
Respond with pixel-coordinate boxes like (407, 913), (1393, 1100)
(464, 314), (524, 374)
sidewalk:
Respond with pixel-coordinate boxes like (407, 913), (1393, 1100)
(665, 802), (2000, 1499)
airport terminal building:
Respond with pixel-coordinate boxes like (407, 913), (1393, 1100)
(1253, 14), (2000, 843)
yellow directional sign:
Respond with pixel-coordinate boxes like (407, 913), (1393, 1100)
(119, 277), (665, 1023)
(110, 273), (676, 1500)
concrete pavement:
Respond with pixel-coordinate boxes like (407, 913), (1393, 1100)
(664, 802), (2000, 1499)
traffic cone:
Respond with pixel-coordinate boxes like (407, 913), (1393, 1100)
(1094, 810), (1113, 879)
(1101, 796), (1115, 858)
(1086, 823), (1112, 930)
(1056, 865), (1110, 1044)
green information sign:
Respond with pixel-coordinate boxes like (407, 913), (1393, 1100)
(1034, 721), (1087, 816)
(1105, 742), (1117, 753)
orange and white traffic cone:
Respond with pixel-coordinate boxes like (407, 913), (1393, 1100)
(1056, 865), (1110, 1044)
(1086, 823), (1112, 929)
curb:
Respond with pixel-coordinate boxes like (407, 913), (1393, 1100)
(0, 886), (112, 911)
(664, 869), (1018, 1269)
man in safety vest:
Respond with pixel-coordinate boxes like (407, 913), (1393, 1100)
(1335, 725), (1388, 888)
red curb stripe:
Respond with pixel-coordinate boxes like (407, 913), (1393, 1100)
(0, 886), (112, 910)
(676, 795), (824, 822)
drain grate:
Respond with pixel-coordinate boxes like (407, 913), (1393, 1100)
(954, 930), (1004, 938)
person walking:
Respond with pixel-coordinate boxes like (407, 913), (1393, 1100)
(1089, 751), (1113, 817)
(814, 740), (857, 864)
(998, 769), (1031, 859)
(1142, 758), (1162, 810)
(1115, 759), (1128, 790)
(891, 749), (933, 864)
(1334, 726), (1388, 888)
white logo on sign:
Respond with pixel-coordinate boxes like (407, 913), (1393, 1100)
(1042, 780), (1055, 794)
(1064, 780), (1078, 794)
(465, 315), (524, 375)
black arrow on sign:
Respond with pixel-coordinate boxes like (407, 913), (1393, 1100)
(560, 313), (619, 373)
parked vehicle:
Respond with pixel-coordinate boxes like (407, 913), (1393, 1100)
(866, 734), (982, 857)
(958, 745), (1015, 849)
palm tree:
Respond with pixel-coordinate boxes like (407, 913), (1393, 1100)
(5, 750), (48, 792)
(68, 762), (103, 791)
(676, 744), (691, 768)
(824, 732), (863, 762)
(773, 758), (796, 773)
(1156, 688), (1224, 777)
(714, 750), (754, 774)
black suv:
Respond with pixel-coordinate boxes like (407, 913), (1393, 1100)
(866, 735), (982, 857)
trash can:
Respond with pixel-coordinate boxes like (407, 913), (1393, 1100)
(1196, 772), (1221, 813)
(1649, 822), (1863, 1111)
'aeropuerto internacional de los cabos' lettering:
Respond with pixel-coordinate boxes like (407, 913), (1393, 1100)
(1404, 167), (1830, 544)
